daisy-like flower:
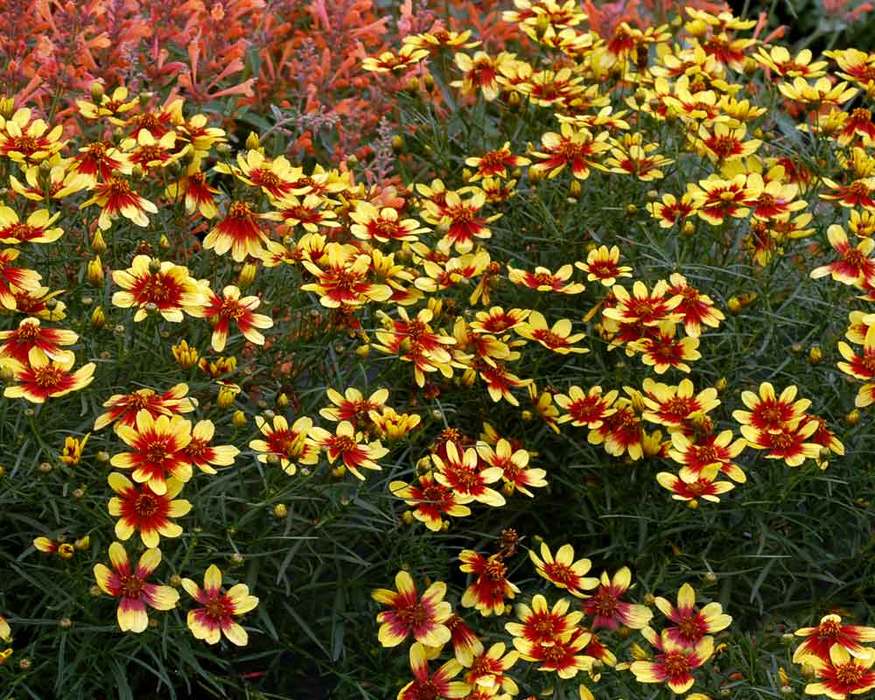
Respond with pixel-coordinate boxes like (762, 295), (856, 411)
(182, 565), (259, 646)
(641, 378), (720, 431)
(516, 311), (587, 354)
(165, 160), (219, 219)
(452, 51), (513, 100)
(320, 387), (389, 426)
(249, 415), (319, 475)
(820, 177), (875, 210)
(93, 542), (178, 633)
(111, 410), (193, 494)
(465, 143), (530, 180)
(389, 473), (473, 531)
(0, 207), (63, 245)
(423, 189), (499, 254)
(372, 570), (453, 648)
(433, 441), (506, 507)
(0, 108), (64, 163)
(507, 263), (585, 294)
(529, 123), (610, 180)
(794, 614), (875, 663)
(0, 317), (77, 363)
(122, 128), (186, 171)
(754, 46), (827, 78)
(603, 280), (683, 328)
(4, 348), (95, 403)
(112, 256), (207, 322)
(361, 44), (430, 73)
(803, 646), (875, 700)
(696, 122), (761, 162)
(516, 626), (594, 680)
(669, 431), (747, 483)
(462, 642), (519, 694)
(204, 201), (280, 262)
(655, 583), (732, 648)
(77, 86), (138, 120)
(80, 176), (158, 230)
(476, 438), (546, 497)
(0, 248), (41, 309)
(371, 407), (422, 442)
(470, 307), (530, 335)
(555, 385), (618, 429)
(529, 543), (598, 598)
(182, 420), (239, 475)
(630, 629), (714, 694)
(778, 76), (859, 107)
(838, 326), (875, 407)
(191, 285), (273, 352)
(583, 567), (653, 630)
(94, 384), (196, 432)
(217, 150), (304, 199)
(689, 174), (753, 225)
(666, 274), (725, 337)
(374, 307), (457, 387)
(275, 193), (340, 232)
(657, 471), (736, 503)
(310, 421), (388, 480)
(107, 473), (190, 548)
(575, 245), (632, 286)
(811, 225), (875, 287)
(740, 419), (821, 467)
(630, 326), (701, 374)
(505, 594), (583, 646)
(447, 614), (484, 666)
(648, 192), (697, 228)
(71, 141), (130, 185)
(398, 642), (470, 700)
(589, 399), (645, 460)
(732, 382), (811, 433)
(350, 202), (428, 243)
(301, 243), (392, 308)
(460, 550), (520, 616)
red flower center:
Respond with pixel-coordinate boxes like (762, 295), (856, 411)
(835, 662), (865, 686)
(120, 574), (146, 599)
(661, 650), (692, 679)
(33, 365), (65, 388)
(134, 493), (160, 517)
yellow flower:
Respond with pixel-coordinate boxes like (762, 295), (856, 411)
(516, 311), (588, 354)
(60, 434), (90, 466)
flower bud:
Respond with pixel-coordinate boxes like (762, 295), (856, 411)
(245, 131), (261, 150)
(86, 256), (104, 286)
(272, 503), (288, 518)
(808, 345), (823, 364)
(91, 229), (107, 254)
(58, 543), (75, 559)
(90, 306), (106, 329)
(171, 340), (199, 369)
(74, 535), (90, 551)
(846, 409), (861, 426)
(216, 382), (241, 409)
(232, 410), (247, 428)
(238, 262), (258, 288)
(58, 617), (73, 629)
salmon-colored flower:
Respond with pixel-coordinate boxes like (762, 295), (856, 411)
(93, 542), (178, 633)
(182, 565), (258, 646)
(372, 570), (452, 648)
(107, 473), (190, 548)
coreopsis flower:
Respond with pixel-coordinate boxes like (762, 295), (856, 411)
(470, 306), (530, 335)
(447, 614), (484, 666)
(94, 384), (196, 432)
(604, 138), (673, 181)
(204, 201), (279, 262)
(182, 565), (259, 646)
(453, 51), (514, 100)
(529, 123), (610, 180)
(4, 348), (95, 403)
(112, 256), (207, 322)
(589, 399), (645, 460)
(111, 411), (193, 494)
(372, 570), (453, 647)
(80, 177), (158, 230)
(349, 202), (428, 243)
(794, 614), (875, 663)
(516, 311), (587, 354)
(696, 122), (761, 162)
(740, 419), (821, 467)
(389, 473), (473, 531)
(182, 420), (239, 475)
(631, 325), (701, 374)
(301, 243), (392, 308)
(555, 385), (618, 429)
(165, 160), (219, 218)
(655, 583), (732, 648)
(249, 415), (319, 475)
(10, 285), (65, 319)
(93, 542), (178, 633)
(59, 434), (89, 466)
(465, 143), (530, 181)
(0, 108), (64, 163)
(0, 248), (41, 309)
(778, 77), (858, 107)
(529, 543), (598, 598)
(398, 643), (470, 700)
(320, 387), (389, 426)
(362, 44), (430, 73)
(583, 567), (653, 630)
(507, 263), (585, 294)
(122, 128), (186, 171)
(107, 473), (190, 548)
(0, 317), (77, 363)
(820, 177), (875, 210)
(476, 438), (546, 497)
(826, 48), (875, 93)
(70, 141), (130, 185)
(310, 421), (388, 480)
(518, 626), (594, 679)
(657, 471), (736, 503)
(459, 550), (519, 616)
(462, 642), (519, 694)
(648, 192), (697, 228)
(604, 280), (683, 330)
(506, 594), (583, 645)
(838, 327), (875, 407)
(641, 379), (720, 432)
(0, 207), (63, 245)
(77, 86), (138, 120)
(754, 46), (827, 78)
(666, 274), (724, 337)
(374, 307), (457, 386)
(433, 441), (505, 507)
(746, 175), (806, 221)
(811, 225), (875, 287)
(276, 194), (340, 232)
(732, 382), (811, 432)
(575, 245), (632, 286)
(803, 646), (875, 699)
(669, 431), (747, 483)
(370, 407), (422, 442)
(630, 629), (714, 694)
(191, 285), (273, 352)
(424, 189), (499, 254)
(216, 149), (303, 199)
(689, 174), (753, 225)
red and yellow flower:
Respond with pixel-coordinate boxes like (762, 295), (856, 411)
(249, 415), (320, 475)
(182, 420), (239, 475)
(107, 473), (190, 548)
(182, 565), (259, 646)
(655, 583), (732, 648)
(630, 628), (714, 694)
(112, 255), (207, 322)
(529, 543), (598, 598)
(460, 550), (520, 616)
(372, 570), (453, 648)
(389, 473), (473, 531)
(194, 285), (273, 352)
(582, 567), (653, 630)
(111, 411), (194, 494)
(3, 348), (95, 403)
(94, 383), (196, 432)
(310, 420), (388, 480)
